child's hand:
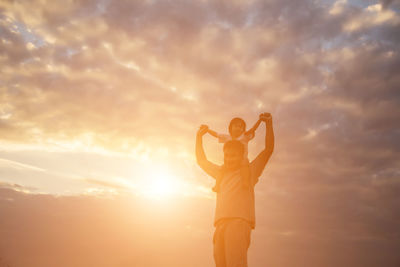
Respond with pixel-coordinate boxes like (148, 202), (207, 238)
(259, 112), (271, 119)
(200, 124), (209, 131)
(260, 112), (272, 122)
(197, 125), (209, 136)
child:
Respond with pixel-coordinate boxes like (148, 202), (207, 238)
(206, 114), (266, 192)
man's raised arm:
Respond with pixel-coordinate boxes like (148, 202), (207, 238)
(251, 113), (275, 179)
(196, 125), (220, 179)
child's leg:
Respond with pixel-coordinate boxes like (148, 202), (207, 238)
(240, 158), (250, 189)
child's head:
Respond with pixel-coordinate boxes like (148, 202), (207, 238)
(229, 117), (246, 138)
(223, 140), (244, 170)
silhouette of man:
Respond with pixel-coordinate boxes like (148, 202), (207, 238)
(196, 113), (274, 267)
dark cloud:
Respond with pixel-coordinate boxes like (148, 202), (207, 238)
(0, 181), (36, 192)
(381, 0), (400, 9)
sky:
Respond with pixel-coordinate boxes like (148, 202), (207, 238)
(0, 0), (400, 266)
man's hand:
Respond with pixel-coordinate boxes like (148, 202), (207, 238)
(260, 112), (272, 123)
(197, 124), (209, 137)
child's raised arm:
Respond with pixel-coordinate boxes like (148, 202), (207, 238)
(200, 124), (219, 138)
(245, 114), (263, 136)
(207, 128), (219, 138)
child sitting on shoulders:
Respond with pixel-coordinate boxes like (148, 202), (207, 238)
(204, 113), (268, 192)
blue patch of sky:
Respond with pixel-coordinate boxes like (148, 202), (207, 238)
(319, 0), (389, 9)
(0, 15), (46, 48)
(96, 0), (111, 15)
(347, 0), (400, 12)
(215, 20), (232, 29)
(244, 10), (256, 28)
(321, 35), (348, 50)
(349, 0), (400, 11)
(350, 0), (380, 8)
(14, 21), (46, 48)
(66, 48), (80, 57)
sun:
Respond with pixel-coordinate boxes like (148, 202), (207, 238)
(138, 167), (181, 199)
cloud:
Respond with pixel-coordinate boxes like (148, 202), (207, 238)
(0, 0), (400, 266)
(84, 177), (128, 190)
(380, 0), (400, 9)
(343, 3), (400, 32)
(0, 157), (46, 172)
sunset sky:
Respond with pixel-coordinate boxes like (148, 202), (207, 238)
(0, 0), (399, 266)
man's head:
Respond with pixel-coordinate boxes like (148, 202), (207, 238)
(229, 117), (246, 138)
(223, 140), (244, 170)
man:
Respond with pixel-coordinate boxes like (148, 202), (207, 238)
(196, 113), (274, 267)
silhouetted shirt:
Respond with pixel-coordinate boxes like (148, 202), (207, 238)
(214, 154), (266, 229)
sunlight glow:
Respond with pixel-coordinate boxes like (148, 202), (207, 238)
(138, 167), (181, 199)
